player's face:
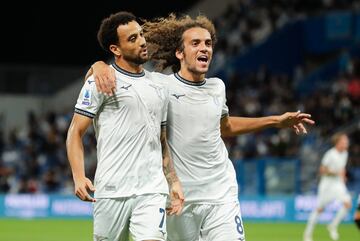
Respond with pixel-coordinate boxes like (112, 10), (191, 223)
(116, 21), (148, 64)
(337, 135), (349, 151)
(178, 27), (213, 76)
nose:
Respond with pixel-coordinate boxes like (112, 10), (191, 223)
(199, 42), (209, 52)
(139, 36), (146, 47)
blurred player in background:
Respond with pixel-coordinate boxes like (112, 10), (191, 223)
(304, 133), (352, 241)
(90, 13), (314, 241)
(355, 194), (360, 230)
(66, 11), (183, 241)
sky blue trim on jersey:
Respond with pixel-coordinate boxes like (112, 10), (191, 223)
(174, 73), (206, 86)
(75, 108), (95, 118)
(112, 63), (145, 77)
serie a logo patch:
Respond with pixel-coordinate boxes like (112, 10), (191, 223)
(82, 89), (91, 106)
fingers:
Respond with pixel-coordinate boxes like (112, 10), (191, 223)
(166, 201), (183, 216)
(301, 118), (315, 125)
(293, 124), (300, 135)
(297, 123), (307, 134)
(94, 76), (115, 96)
(167, 195), (184, 216)
(75, 188), (96, 202)
(86, 179), (96, 192)
(75, 179), (96, 202)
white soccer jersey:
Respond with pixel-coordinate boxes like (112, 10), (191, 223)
(157, 72), (238, 203)
(317, 147), (350, 207)
(320, 147), (348, 183)
(74, 63), (169, 198)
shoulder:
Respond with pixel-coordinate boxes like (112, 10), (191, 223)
(83, 75), (97, 91)
(206, 77), (226, 89)
(146, 71), (173, 91)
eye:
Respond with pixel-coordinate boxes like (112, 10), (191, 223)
(130, 36), (136, 42)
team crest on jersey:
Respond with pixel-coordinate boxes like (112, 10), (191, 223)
(149, 84), (165, 100)
(81, 89), (91, 106)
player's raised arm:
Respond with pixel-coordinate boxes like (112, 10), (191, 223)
(160, 126), (184, 215)
(220, 111), (315, 137)
(66, 113), (96, 202)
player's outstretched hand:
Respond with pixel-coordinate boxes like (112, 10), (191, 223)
(166, 181), (185, 216)
(74, 177), (96, 202)
(92, 61), (116, 96)
(277, 111), (315, 135)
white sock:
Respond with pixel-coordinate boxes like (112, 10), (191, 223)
(330, 206), (348, 228)
(304, 210), (319, 237)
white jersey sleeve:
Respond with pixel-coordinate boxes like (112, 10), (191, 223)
(220, 80), (229, 118)
(161, 85), (169, 127)
(74, 76), (105, 118)
(321, 150), (332, 167)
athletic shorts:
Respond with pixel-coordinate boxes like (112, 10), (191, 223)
(93, 193), (167, 241)
(167, 201), (245, 241)
(317, 181), (351, 209)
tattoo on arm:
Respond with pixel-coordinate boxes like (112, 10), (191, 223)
(160, 127), (179, 185)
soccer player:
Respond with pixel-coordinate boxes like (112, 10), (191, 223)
(354, 194), (360, 230)
(66, 12), (184, 241)
(303, 133), (352, 241)
(90, 14), (314, 241)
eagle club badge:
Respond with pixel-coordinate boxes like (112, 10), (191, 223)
(82, 89), (91, 106)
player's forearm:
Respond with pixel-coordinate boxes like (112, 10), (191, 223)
(221, 116), (279, 137)
(319, 166), (340, 177)
(160, 129), (179, 185)
(84, 61), (107, 80)
(66, 130), (86, 181)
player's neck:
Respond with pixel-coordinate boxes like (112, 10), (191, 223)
(178, 69), (205, 82)
(115, 59), (143, 74)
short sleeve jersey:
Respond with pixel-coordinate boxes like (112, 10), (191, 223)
(74, 64), (169, 198)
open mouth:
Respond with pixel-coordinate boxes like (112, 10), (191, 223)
(197, 55), (209, 63)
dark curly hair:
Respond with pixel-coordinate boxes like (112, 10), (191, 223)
(142, 14), (217, 72)
(97, 11), (136, 54)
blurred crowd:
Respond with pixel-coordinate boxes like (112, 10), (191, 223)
(1, 0), (360, 194)
(0, 112), (97, 194)
(212, 0), (360, 71)
(223, 57), (360, 162)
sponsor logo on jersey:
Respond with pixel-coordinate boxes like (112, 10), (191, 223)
(120, 84), (132, 90)
(172, 93), (186, 99)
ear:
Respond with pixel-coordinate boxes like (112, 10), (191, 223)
(109, 44), (121, 57)
(175, 49), (183, 61)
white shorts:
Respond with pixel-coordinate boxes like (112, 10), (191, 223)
(317, 181), (351, 209)
(167, 201), (245, 241)
(93, 193), (167, 241)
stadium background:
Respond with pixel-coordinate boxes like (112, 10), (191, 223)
(0, 0), (360, 240)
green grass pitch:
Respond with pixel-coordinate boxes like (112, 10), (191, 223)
(0, 219), (359, 241)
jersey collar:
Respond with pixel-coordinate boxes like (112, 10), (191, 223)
(174, 73), (206, 86)
(112, 63), (145, 78)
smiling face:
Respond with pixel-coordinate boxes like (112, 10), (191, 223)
(110, 20), (148, 65)
(176, 27), (213, 80)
